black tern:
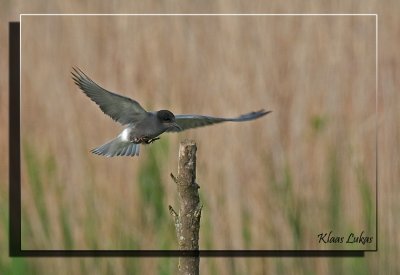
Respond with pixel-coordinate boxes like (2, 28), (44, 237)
(72, 68), (271, 157)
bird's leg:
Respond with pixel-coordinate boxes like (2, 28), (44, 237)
(146, 137), (160, 144)
(131, 137), (142, 144)
(131, 136), (160, 144)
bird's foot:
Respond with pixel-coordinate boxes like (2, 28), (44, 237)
(145, 137), (160, 144)
(132, 136), (160, 144)
(131, 137), (142, 144)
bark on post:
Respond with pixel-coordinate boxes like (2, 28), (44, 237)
(169, 140), (202, 275)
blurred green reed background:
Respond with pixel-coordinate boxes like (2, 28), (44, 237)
(0, 2), (398, 274)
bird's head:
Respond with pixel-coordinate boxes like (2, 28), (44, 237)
(157, 110), (182, 131)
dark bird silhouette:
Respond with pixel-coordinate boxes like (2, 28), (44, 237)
(72, 68), (271, 157)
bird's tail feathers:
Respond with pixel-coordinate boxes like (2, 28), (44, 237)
(91, 137), (140, 157)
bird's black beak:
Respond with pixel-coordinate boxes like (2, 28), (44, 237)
(171, 122), (182, 131)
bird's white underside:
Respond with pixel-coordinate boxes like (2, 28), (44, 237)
(120, 128), (131, 142)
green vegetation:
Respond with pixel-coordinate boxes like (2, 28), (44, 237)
(357, 166), (374, 233)
(138, 138), (169, 229)
(311, 115), (327, 133)
(23, 142), (50, 238)
(328, 149), (342, 235)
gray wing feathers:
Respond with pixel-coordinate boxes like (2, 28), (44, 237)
(72, 67), (148, 125)
(168, 109), (271, 132)
(91, 137), (140, 157)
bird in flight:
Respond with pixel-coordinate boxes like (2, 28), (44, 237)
(72, 68), (271, 157)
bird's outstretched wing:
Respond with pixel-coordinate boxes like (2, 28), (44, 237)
(72, 67), (148, 125)
(167, 109), (271, 132)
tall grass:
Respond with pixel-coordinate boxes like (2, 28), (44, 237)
(20, 14), (375, 272)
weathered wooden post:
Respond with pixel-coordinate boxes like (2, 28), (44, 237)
(169, 140), (202, 275)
